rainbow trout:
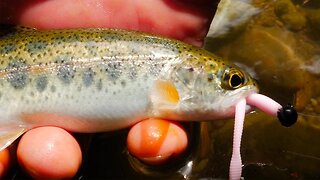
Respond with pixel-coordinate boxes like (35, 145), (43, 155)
(0, 25), (258, 151)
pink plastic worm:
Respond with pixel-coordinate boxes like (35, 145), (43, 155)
(229, 93), (283, 180)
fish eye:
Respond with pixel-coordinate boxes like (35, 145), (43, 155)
(222, 68), (245, 89)
(230, 74), (243, 88)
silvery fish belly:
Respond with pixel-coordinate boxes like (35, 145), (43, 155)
(0, 25), (258, 150)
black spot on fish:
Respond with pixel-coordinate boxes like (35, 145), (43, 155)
(128, 67), (138, 80)
(36, 75), (48, 92)
(188, 67), (194, 72)
(121, 80), (126, 87)
(55, 55), (71, 64)
(105, 62), (122, 80)
(58, 65), (75, 84)
(25, 40), (48, 53)
(7, 59), (28, 89)
(0, 43), (16, 54)
(207, 74), (214, 82)
(145, 37), (157, 44)
(83, 68), (94, 87)
(69, 34), (81, 41)
(53, 36), (65, 45)
(84, 42), (98, 56)
(209, 63), (216, 69)
(148, 63), (161, 77)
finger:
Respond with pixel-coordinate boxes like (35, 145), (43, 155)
(0, 149), (10, 177)
(17, 127), (82, 179)
(127, 118), (188, 165)
(0, 0), (216, 46)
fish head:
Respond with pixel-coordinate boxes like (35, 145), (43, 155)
(169, 49), (259, 120)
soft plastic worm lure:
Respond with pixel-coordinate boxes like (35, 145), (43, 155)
(230, 94), (297, 180)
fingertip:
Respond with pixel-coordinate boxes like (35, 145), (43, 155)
(127, 118), (188, 165)
(17, 127), (82, 179)
(0, 148), (10, 177)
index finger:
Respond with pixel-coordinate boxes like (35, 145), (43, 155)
(0, 0), (216, 46)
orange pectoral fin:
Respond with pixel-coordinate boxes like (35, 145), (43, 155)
(152, 80), (180, 104)
(150, 80), (180, 116)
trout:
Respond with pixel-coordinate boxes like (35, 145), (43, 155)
(0, 25), (296, 180)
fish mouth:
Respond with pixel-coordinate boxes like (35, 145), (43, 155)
(239, 85), (259, 113)
(246, 88), (259, 110)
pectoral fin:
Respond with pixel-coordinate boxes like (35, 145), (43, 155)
(0, 125), (27, 151)
(150, 80), (180, 115)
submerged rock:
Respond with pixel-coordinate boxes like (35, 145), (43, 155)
(204, 0), (320, 178)
(206, 0), (320, 113)
(274, 0), (306, 31)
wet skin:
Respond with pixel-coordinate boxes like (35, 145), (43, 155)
(0, 0), (216, 178)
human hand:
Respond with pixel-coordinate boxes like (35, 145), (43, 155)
(0, 0), (216, 178)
